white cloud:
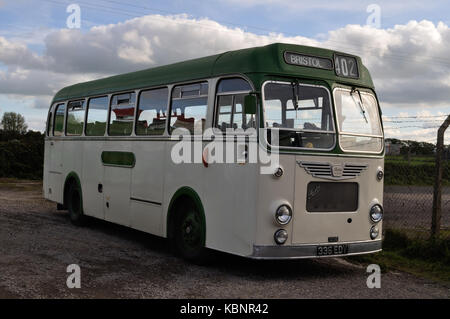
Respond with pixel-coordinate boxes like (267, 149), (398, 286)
(0, 37), (46, 69)
(0, 66), (93, 96)
(31, 95), (52, 109)
(25, 116), (46, 132)
(40, 14), (317, 75)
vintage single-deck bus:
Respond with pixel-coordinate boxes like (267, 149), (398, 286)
(44, 43), (384, 260)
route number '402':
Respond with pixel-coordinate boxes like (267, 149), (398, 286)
(335, 55), (359, 78)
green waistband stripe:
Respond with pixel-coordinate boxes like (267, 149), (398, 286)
(101, 151), (136, 167)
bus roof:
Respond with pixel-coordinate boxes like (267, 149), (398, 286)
(51, 43), (374, 103)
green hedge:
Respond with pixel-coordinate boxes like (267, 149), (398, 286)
(0, 131), (44, 180)
(384, 162), (449, 186)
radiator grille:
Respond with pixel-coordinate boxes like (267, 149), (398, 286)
(298, 161), (368, 180)
(306, 182), (359, 212)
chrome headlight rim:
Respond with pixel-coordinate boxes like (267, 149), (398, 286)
(370, 204), (383, 223)
(275, 204), (292, 225)
(274, 229), (288, 245)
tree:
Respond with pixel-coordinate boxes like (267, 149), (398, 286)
(1, 112), (28, 134)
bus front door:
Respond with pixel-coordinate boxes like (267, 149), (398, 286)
(47, 139), (64, 203)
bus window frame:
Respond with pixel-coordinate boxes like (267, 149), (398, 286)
(261, 80), (336, 152)
(65, 98), (87, 136)
(213, 76), (256, 136)
(85, 95), (110, 137)
(332, 87), (384, 155)
(135, 85), (170, 137)
(107, 91), (137, 137)
(46, 104), (55, 137)
(168, 81), (210, 136)
(53, 102), (67, 137)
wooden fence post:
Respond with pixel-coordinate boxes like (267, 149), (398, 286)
(431, 114), (450, 238)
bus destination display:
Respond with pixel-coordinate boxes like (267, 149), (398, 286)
(284, 51), (360, 79)
(284, 52), (333, 70)
(334, 54), (359, 78)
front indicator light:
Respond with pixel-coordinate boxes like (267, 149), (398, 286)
(275, 205), (292, 225)
(376, 168), (384, 181)
(370, 204), (383, 223)
(274, 229), (288, 245)
(370, 226), (379, 240)
(274, 167), (284, 178)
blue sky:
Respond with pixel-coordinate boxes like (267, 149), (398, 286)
(0, 0), (449, 142)
(2, 0), (449, 36)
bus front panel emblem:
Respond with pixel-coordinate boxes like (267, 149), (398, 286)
(331, 164), (344, 177)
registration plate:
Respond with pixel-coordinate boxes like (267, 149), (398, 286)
(317, 244), (348, 256)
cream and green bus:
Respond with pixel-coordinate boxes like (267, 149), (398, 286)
(44, 43), (384, 260)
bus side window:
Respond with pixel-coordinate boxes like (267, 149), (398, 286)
(86, 96), (109, 136)
(53, 103), (66, 136)
(170, 82), (208, 135)
(109, 92), (136, 136)
(217, 95), (232, 131)
(215, 78), (253, 132)
(136, 87), (168, 136)
(66, 100), (86, 136)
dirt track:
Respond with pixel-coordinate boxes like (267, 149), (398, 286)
(0, 180), (449, 299)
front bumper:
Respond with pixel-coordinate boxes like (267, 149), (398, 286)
(249, 240), (382, 259)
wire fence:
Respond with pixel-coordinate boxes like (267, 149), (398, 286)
(383, 156), (450, 239)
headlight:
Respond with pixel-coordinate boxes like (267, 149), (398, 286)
(274, 229), (288, 245)
(275, 205), (292, 225)
(370, 226), (379, 240)
(370, 204), (383, 223)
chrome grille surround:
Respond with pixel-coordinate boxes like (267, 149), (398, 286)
(297, 161), (368, 180)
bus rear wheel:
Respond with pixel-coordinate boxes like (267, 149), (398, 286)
(67, 182), (86, 226)
(172, 202), (208, 262)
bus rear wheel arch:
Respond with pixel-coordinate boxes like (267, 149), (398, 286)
(167, 191), (208, 262)
(64, 173), (86, 226)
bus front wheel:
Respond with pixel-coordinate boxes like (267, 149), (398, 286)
(172, 202), (208, 262)
(67, 182), (86, 226)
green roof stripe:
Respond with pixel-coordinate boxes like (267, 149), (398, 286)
(52, 43), (374, 104)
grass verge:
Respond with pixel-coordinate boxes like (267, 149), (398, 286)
(347, 229), (450, 285)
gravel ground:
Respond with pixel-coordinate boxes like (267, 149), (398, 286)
(0, 180), (449, 299)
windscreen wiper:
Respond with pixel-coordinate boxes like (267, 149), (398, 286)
(291, 81), (299, 110)
(351, 88), (368, 123)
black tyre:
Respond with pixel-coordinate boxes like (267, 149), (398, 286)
(172, 201), (208, 262)
(67, 182), (86, 226)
